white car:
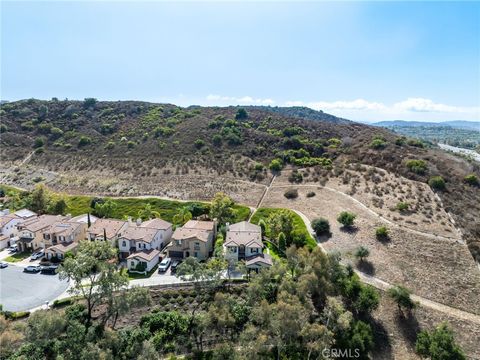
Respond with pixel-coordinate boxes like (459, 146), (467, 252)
(31, 250), (45, 260)
(8, 245), (18, 253)
(158, 257), (171, 273)
(0, 262), (8, 269)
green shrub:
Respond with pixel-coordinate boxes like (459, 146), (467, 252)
(0, 124), (8, 133)
(312, 218), (330, 236)
(21, 121), (35, 131)
(306, 191), (316, 198)
(50, 127), (63, 139)
(288, 171), (303, 183)
(52, 297), (75, 308)
(269, 159), (283, 172)
(428, 176), (446, 191)
(33, 137), (45, 148)
(105, 141), (115, 149)
(375, 226), (389, 240)
(78, 136), (92, 147)
(283, 188), (298, 199)
(127, 141), (136, 148)
(370, 137), (387, 149)
(235, 108), (248, 120)
(396, 202), (409, 212)
(395, 137), (406, 146)
(83, 97), (97, 108)
(405, 159), (427, 174)
(407, 138), (425, 148)
(355, 246), (370, 261)
(337, 211), (356, 227)
(464, 174), (479, 186)
(212, 134), (222, 146)
(194, 139), (205, 149)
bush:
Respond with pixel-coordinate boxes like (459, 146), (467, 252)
(415, 322), (466, 360)
(52, 297), (75, 308)
(337, 211), (356, 227)
(306, 191), (316, 198)
(407, 138), (425, 148)
(0, 124), (7, 133)
(283, 188), (298, 199)
(212, 134), (222, 146)
(370, 137), (387, 149)
(269, 159), (283, 172)
(50, 127), (63, 139)
(375, 226), (389, 240)
(464, 174), (479, 186)
(33, 137), (45, 148)
(406, 159), (427, 174)
(194, 139), (205, 149)
(127, 141), (136, 148)
(78, 136), (92, 147)
(288, 171), (303, 183)
(355, 246), (370, 261)
(83, 97), (97, 108)
(105, 141), (115, 149)
(396, 202), (409, 212)
(311, 218), (330, 236)
(428, 176), (446, 191)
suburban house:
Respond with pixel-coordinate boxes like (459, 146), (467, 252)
(40, 221), (87, 249)
(126, 248), (160, 273)
(86, 218), (128, 244)
(0, 209), (37, 249)
(16, 215), (67, 252)
(70, 213), (99, 225)
(167, 220), (216, 261)
(224, 221), (272, 271)
(45, 241), (79, 260)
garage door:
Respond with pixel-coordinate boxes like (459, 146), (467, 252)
(169, 251), (184, 259)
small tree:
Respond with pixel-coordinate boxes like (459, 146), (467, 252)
(415, 322), (466, 360)
(311, 218), (330, 236)
(428, 176), (446, 191)
(396, 202), (409, 212)
(78, 136), (92, 147)
(173, 207), (193, 225)
(278, 232), (286, 253)
(212, 134), (222, 146)
(283, 188), (298, 199)
(83, 98), (97, 109)
(93, 200), (118, 218)
(209, 192), (235, 226)
(337, 211), (356, 227)
(235, 108), (248, 120)
(29, 184), (51, 214)
(375, 226), (389, 240)
(388, 285), (416, 315)
(269, 159), (283, 172)
(34, 137), (45, 148)
(355, 246), (370, 262)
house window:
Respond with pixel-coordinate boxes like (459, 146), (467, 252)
(228, 246), (237, 253)
(194, 242), (200, 250)
(194, 252), (199, 258)
(122, 241), (126, 247)
(130, 261), (135, 267)
(251, 248), (259, 254)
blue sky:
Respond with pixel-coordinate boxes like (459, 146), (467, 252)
(1, 1), (479, 122)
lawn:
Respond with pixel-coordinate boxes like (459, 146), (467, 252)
(250, 207), (316, 251)
(1, 184), (251, 224)
(4, 251), (31, 263)
(123, 265), (158, 280)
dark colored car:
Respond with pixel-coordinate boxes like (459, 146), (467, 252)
(170, 260), (182, 274)
(24, 265), (42, 273)
(41, 265), (58, 275)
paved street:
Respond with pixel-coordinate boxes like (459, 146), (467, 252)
(0, 264), (69, 312)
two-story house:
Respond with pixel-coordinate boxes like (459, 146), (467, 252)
(167, 220), (216, 261)
(224, 221), (272, 271)
(16, 215), (67, 252)
(42, 221), (87, 260)
(86, 218), (128, 244)
(0, 209), (37, 249)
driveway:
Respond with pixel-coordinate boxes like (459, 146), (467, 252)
(0, 264), (69, 312)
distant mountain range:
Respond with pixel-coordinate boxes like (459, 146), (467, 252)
(372, 120), (480, 131)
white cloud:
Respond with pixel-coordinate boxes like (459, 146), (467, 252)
(393, 98), (476, 113)
(287, 99), (387, 111)
(206, 94), (275, 105)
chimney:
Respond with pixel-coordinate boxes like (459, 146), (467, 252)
(225, 222), (230, 231)
(136, 218), (142, 226)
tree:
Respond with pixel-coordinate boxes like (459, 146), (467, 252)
(428, 176), (446, 191)
(209, 192), (235, 226)
(87, 213), (91, 228)
(212, 134), (222, 146)
(83, 98), (97, 109)
(29, 184), (51, 214)
(387, 285), (416, 315)
(50, 198), (67, 215)
(267, 210), (294, 244)
(278, 232), (286, 253)
(38, 104), (48, 120)
(58, 241), (134, 328)
(137, 203), (160, 220)
(258, 219), (267, 236)
(355, 246), (370, 262)
(337, 211), (356, 227)
(94, 200), (118, 218)
(415, 322), (465, 360)
(375, 226), (389, 240)
(235, 108), (248, 120)
(311, 218), (330, 236)
(173, 206), (193, 225)
(194, 139), (205, 149)
(78, 136), (92, 147)
(269, 159), (283, 172)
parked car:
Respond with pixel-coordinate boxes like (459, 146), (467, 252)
(170, 260), (182, 274)
(158, 257), (172, 273)
(30, 250), (45, 260)
(24, 265), (42, 273)
(41, 265), (58, 275)
(0, 262), (8, 268)
(8, 245), (18, 253)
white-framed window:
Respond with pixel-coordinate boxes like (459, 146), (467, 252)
(122, 241), (126, 247)
(251, 247), (259, 254)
